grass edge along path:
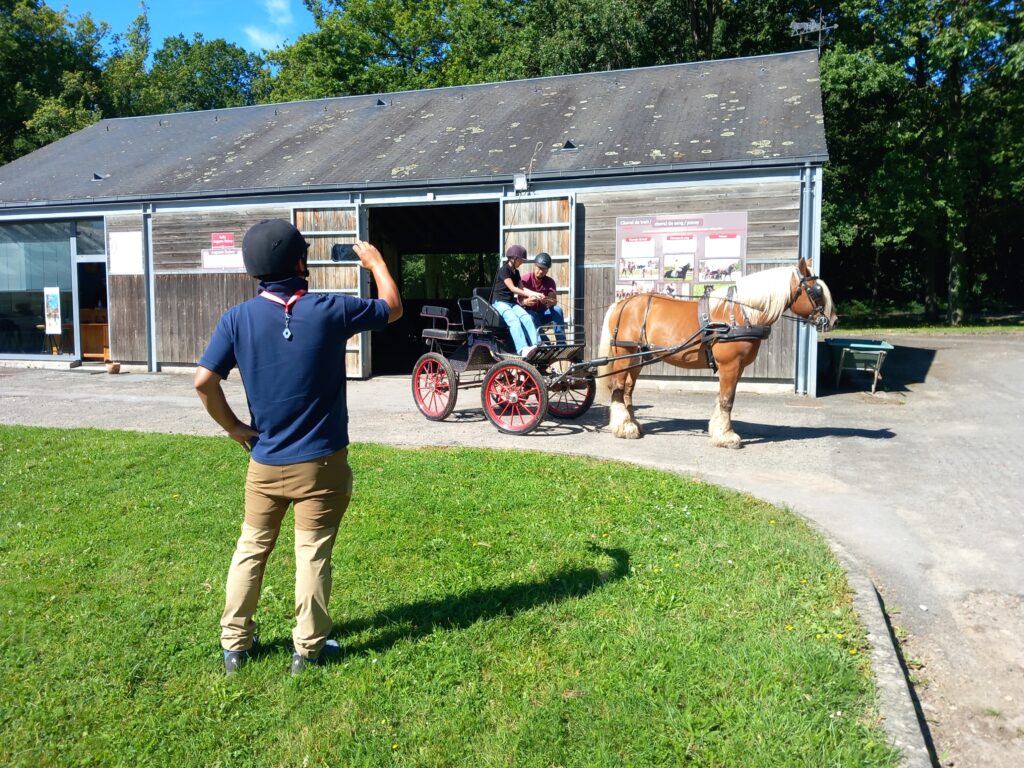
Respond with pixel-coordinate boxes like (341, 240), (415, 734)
(0, 426), (899, 767)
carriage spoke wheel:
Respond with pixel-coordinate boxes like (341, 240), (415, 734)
(481, 360), (548, 434)
(412, 352), (458, 421)
(546, 366), (596, 420)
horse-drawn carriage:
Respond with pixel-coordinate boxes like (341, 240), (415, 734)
(411, 260), (837, 446)
(411, 289), (597, 435)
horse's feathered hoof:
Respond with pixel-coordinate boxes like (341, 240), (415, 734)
(710, 432), (742, 449)
(614, 421), (643, 439)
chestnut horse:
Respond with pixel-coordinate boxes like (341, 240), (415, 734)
(597, 258), (836, 448)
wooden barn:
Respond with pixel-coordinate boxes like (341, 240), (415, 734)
(0, 50), (828, 393)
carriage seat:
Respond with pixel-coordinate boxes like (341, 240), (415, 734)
(419, 304), (467, 341)
(470, 288), (506, 332)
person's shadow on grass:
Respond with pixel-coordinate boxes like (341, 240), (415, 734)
(259, 545), (630, 661)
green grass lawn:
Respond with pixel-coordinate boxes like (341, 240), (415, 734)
(0, 426), (898, 767)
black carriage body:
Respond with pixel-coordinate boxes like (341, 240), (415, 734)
(411, 291), (595, 433)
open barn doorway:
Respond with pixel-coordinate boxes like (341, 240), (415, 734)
(366, 202), (500, 375)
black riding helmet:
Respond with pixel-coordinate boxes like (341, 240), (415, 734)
(533, 252), (552, 269)
(242, 219), (309, 280)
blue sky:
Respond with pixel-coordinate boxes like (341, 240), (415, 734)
(61, 0), (318, 55)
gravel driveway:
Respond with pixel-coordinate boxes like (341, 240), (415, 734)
(2, 331), (1021, 768)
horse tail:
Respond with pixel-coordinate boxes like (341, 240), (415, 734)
(596, 301), (619, 392)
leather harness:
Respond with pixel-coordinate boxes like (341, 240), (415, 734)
(609, 288), (771, 374)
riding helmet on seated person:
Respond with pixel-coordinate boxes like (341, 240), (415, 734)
(504, 244), (527, 262)
(242, 219), (310, 280)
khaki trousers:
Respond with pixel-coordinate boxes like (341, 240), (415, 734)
(220, 448), (352, 658)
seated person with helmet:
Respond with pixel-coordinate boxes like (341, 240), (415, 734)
(519, 251), (565, 343)
(491, 244), (546, 357)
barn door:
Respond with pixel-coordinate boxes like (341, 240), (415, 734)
(500, 195), (575, 324)
(293, 204), (370, 378)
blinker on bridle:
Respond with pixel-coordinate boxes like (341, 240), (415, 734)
(793, 271), (831, 332)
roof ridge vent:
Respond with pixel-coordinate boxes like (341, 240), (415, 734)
(376, 97), (388, 106)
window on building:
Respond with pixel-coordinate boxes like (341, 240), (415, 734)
(75, 219), (106, 256)
(0, 222), (74, 355)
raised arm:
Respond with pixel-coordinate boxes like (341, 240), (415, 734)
(354, 240), (403, 322)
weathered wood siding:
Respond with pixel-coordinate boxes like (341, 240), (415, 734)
(156, 273), (256, 364)
(142, 205), (366, 370)
(106, 214), (147, 363)
(151, 207), (289, 271)
(295, 206), (364, 377)
(503, 196), (575, 324)
(579, 181), (801, 381)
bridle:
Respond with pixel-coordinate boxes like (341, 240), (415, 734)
(789, 270), (832, 332)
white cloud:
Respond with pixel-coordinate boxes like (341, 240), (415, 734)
(244, 25), (284, 50)
(264, 0), (294, 27)
(242, 0), (295, 50)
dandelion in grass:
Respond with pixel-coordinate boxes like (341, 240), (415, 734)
(785, 624), (794, 632)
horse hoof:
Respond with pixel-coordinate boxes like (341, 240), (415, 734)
(711, 433), (742, 449)
(614, 422), (643, 440)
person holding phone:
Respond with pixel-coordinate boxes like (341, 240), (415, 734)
(194, 219), (402, 676)
(519, 251), (565, 343)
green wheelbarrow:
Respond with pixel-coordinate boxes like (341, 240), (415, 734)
(826, 338), (894, 394)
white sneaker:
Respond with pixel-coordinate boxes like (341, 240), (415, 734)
(520, 345), (537, 358)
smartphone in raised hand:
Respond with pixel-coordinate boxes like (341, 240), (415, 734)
(331, 243), (358, 262)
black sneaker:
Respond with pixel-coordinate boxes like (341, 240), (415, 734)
(223, 649), (250, 676)
(290, 639), (341, 675)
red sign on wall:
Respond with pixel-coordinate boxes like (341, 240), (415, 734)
(211, 232), (235, 249)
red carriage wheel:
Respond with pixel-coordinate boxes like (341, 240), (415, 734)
(412, 352), (458, 421)
(480, 360), (548, 434)
(547, 371), (596, 420)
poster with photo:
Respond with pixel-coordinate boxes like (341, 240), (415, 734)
(43, 287), (62, 334)
(657, 282), (691, 298)
(615, 212), (747, 299)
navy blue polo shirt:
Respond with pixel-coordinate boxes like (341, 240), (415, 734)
(198, 277), (390, 465)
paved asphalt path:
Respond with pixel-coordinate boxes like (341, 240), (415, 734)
(1, 331), (1021, 767)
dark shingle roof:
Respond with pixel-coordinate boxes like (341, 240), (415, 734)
(0, 51), (826, 207)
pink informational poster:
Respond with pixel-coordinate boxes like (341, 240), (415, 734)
(614, 212), (747, 300)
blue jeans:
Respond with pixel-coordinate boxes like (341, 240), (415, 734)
(527, 305), (565, 343)
(492, 301), (539, 353)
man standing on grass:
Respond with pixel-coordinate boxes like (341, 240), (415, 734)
(194, 219), (401, 676)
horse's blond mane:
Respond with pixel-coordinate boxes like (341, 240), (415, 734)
(709, 265), (794, 324)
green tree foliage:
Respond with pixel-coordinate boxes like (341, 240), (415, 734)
(100, 8), (152, 117)
(147, 34), (268, 113)
(821, 0), (1022, 322)
(1, 3), (268, 159)
(0, 0), (106, 162)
